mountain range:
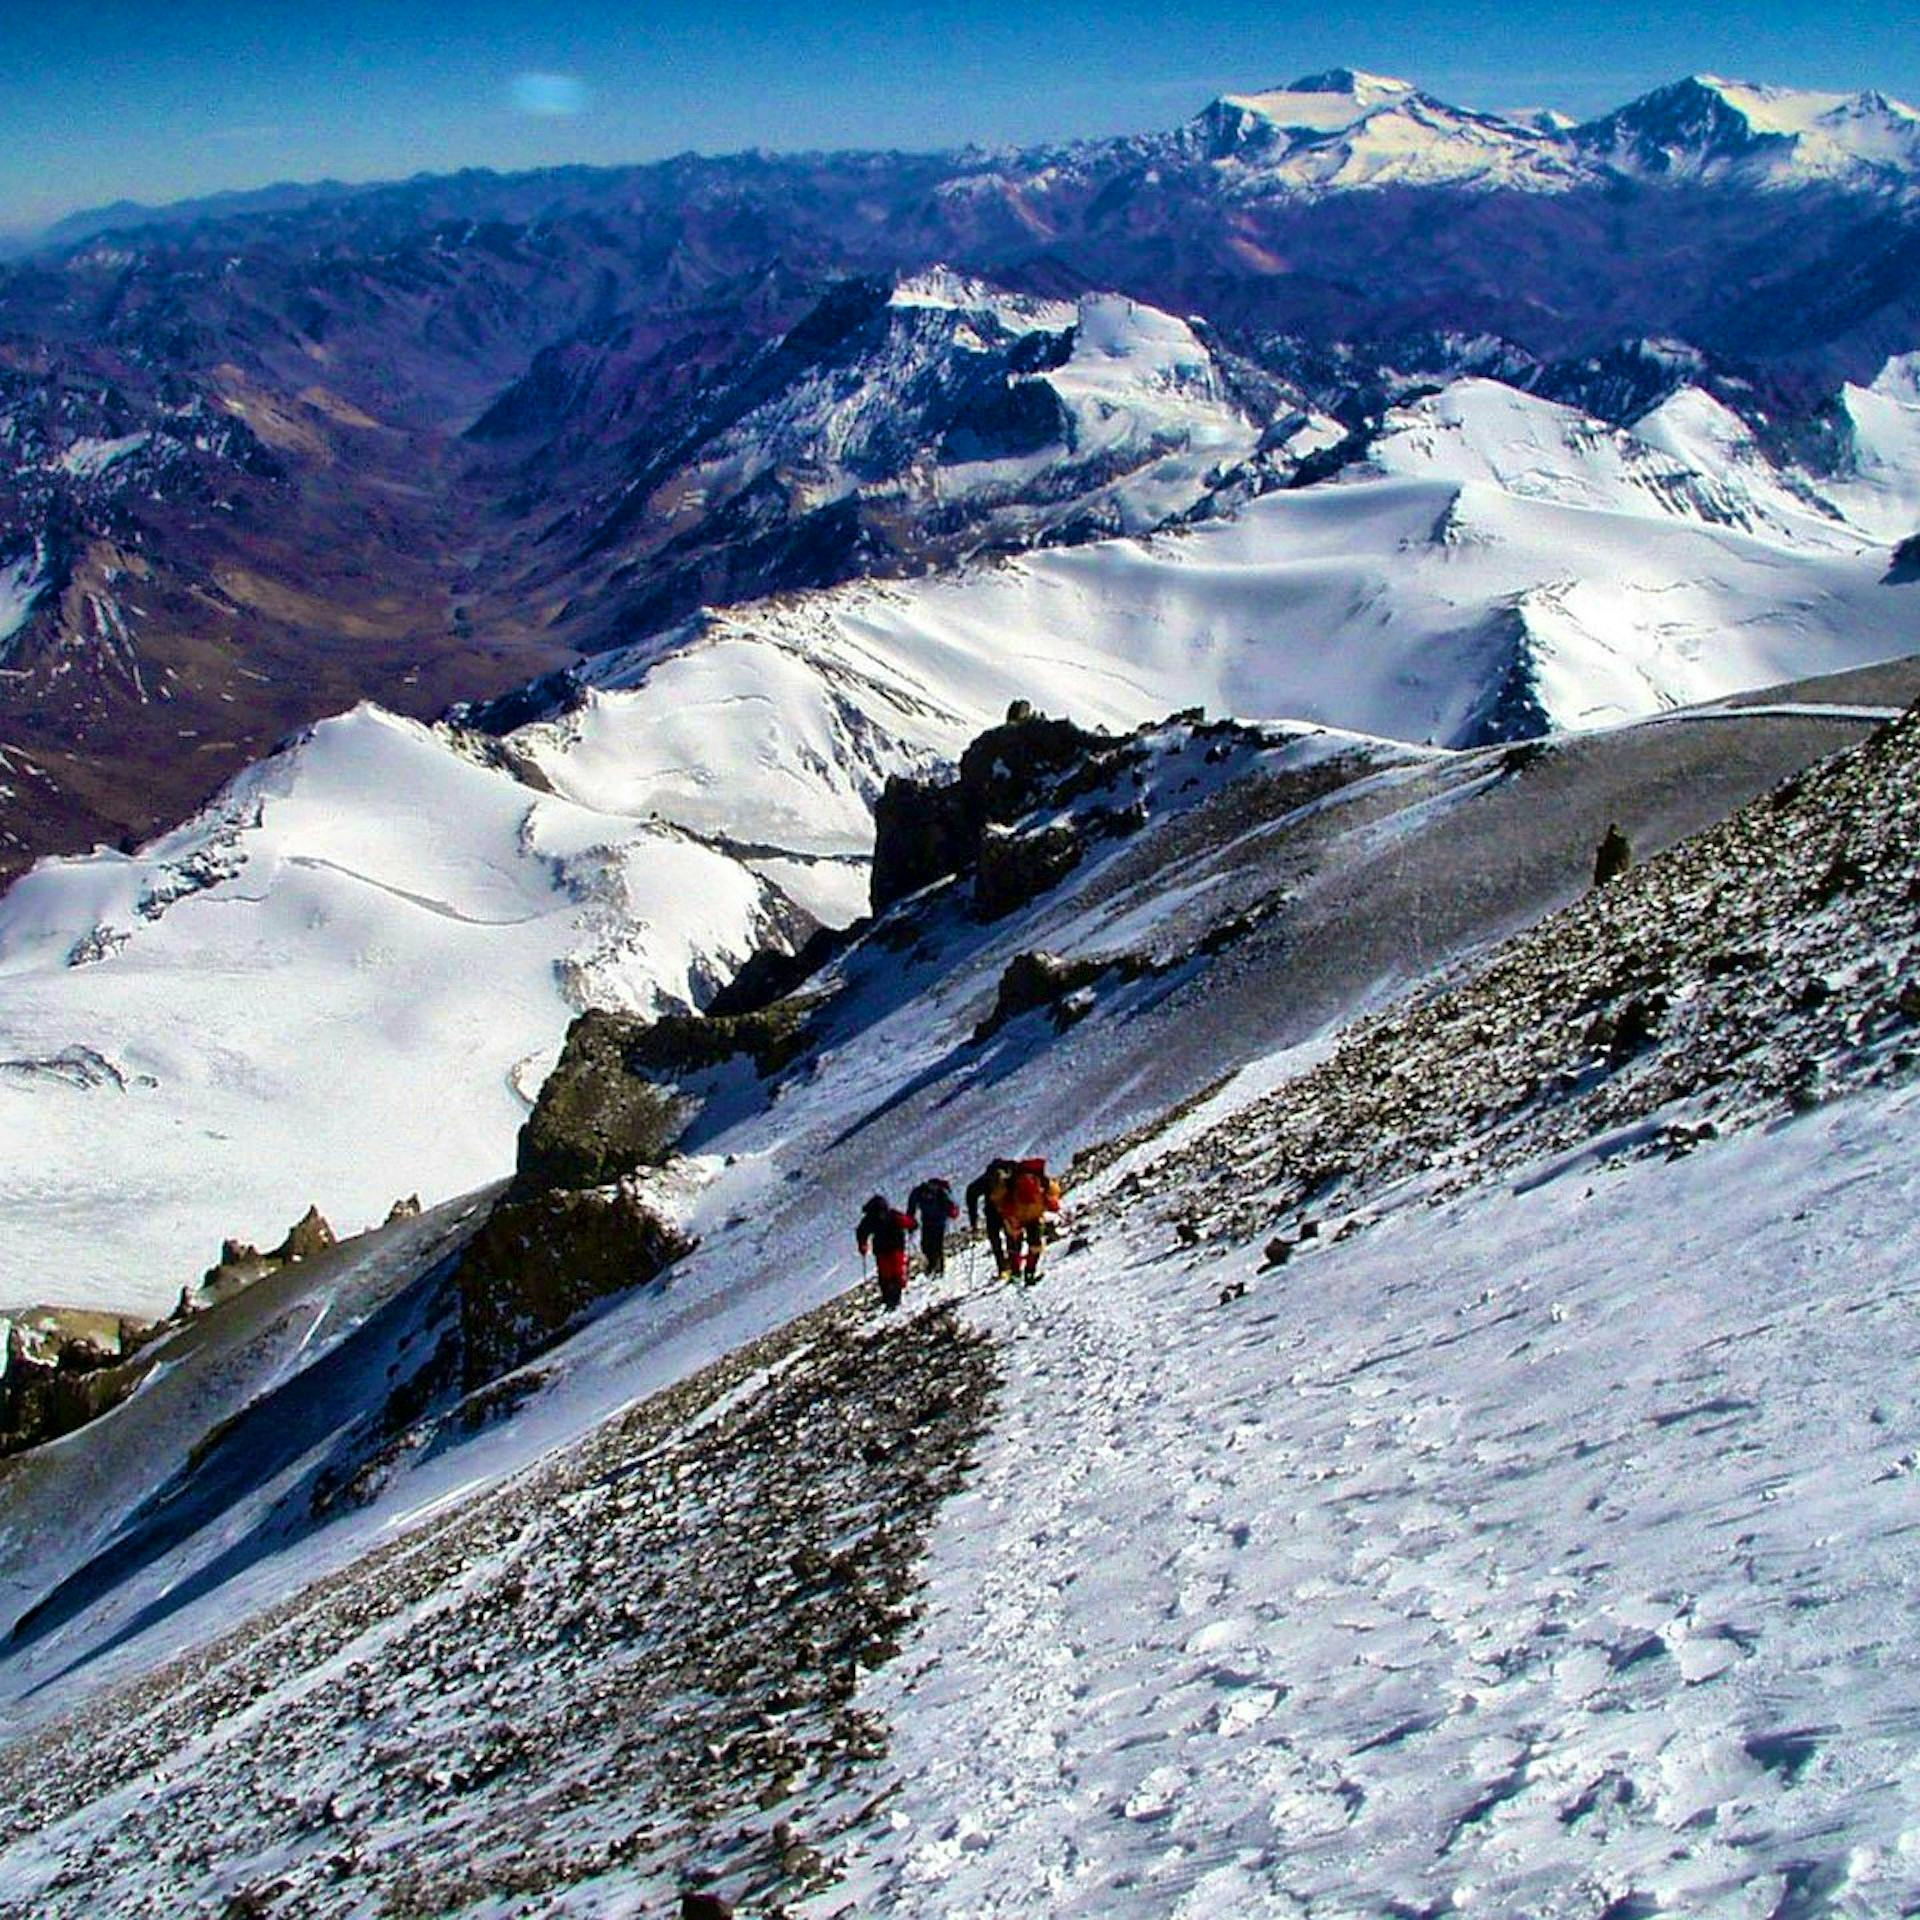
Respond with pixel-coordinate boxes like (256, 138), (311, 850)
(1, 67), (1918, 885)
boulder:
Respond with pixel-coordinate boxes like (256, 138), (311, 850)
(513, 1010), (691, 1196)
(973, 822), (1084, 921)
(458, 1182), (695, 1388)
(975, 950), (1109, 1040)
(1886, 530), (1920, 585)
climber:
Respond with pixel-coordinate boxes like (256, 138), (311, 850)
(856, 1193), (915, 1310)
(988, 1156), (1063, 1285)
(966, 1156), (1022, 1277)
(906, 1174), (960, 1278)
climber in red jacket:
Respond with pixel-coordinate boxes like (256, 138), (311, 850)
(857, 1193), (915, 1310)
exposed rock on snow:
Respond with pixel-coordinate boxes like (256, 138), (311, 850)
(972, 821), (1085, 921)
(457, 1008), (704, 1386)
(267, 1204), (336, 1264)
(458, 1179), (695, 1390)
(0, 1308), (160, 1456)
(974, 949), (1115, 1041)
(869, 707), (1107, 914)
(512, 1008), (693, 1196)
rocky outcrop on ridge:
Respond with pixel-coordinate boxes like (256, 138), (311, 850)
(869, 705), (1109, 911)
(1126, 698), (1920, 1243)
(458, 1181), (694, 1391)
(974, 821), (1085, 921)
(510, 1009), (693, 1196)
(0, 1309), (160, 1457)
(457, 1011), (696, 1390)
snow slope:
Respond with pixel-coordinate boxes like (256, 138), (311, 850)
(4, 693), (1920, 1915)
(0, 707), (799, 1314)
(1575, 73), (1920, 191)
(829, 1081), (1920, 1916)
(1194, 69), (1588, 194)
(1826, 354), (1920, 543)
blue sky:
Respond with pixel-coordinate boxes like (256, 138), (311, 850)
(3, 0), (1917, 235)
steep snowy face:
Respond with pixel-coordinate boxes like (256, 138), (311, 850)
(1823, 353), (1920, 542)
(478, 270), (1295, 659)
(0, 706), (805, 1314)
(1189, 68), (1584, 193)
(1575, 74), (1920, 190)
(677, 275), (1267, 539)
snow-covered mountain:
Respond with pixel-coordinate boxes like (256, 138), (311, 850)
(5, 66), (1920, 881)
(1574, 73), (1920, 192)
(2, 54), (1920, 1914)
(4, 372), (1914, 1315)
(1185, 68), (1587, 194)
(475, 270), (1326, 654)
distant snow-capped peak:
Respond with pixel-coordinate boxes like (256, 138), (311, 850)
(1573, 74), (1920, 188)
(1187, 67), (1586, 193)
(1163, 65), (1920, 197)
(1216, 68), (1419, 131)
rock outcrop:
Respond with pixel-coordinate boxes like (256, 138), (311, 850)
(976, 950), (1113, 1040)
(869, 705), (1106, 912)
(868, 774), (974, 916)
(457, 1009), (699, 1390)
(0, 1309), (161, 1455)
(269, 1205), (336, 1263)
(512, 1009), (692, 1196)
(628, 995), (822, 1081)
(1593, 821), (1633, 886)
(458, 1182), (695, 1390)
(974, 821), (1084, 920)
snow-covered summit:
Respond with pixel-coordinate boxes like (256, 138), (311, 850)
(1217, 68), (1419, 131)
(1189, 68), (1583, 193)
(1574, 73), (1920, 190)
(1157, 66), (1920, 197)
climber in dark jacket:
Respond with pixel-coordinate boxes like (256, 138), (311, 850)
(906, 1176), (960, 1278)
(965, 1158), (1020, 1277)
(857, 1193), (914, 1310)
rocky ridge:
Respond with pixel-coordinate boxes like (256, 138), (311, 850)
(1112, 698), (1920, 1250)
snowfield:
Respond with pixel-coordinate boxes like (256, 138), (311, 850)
(0, 707), (800, 1313)
(826, 1077), (1920, 1918)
